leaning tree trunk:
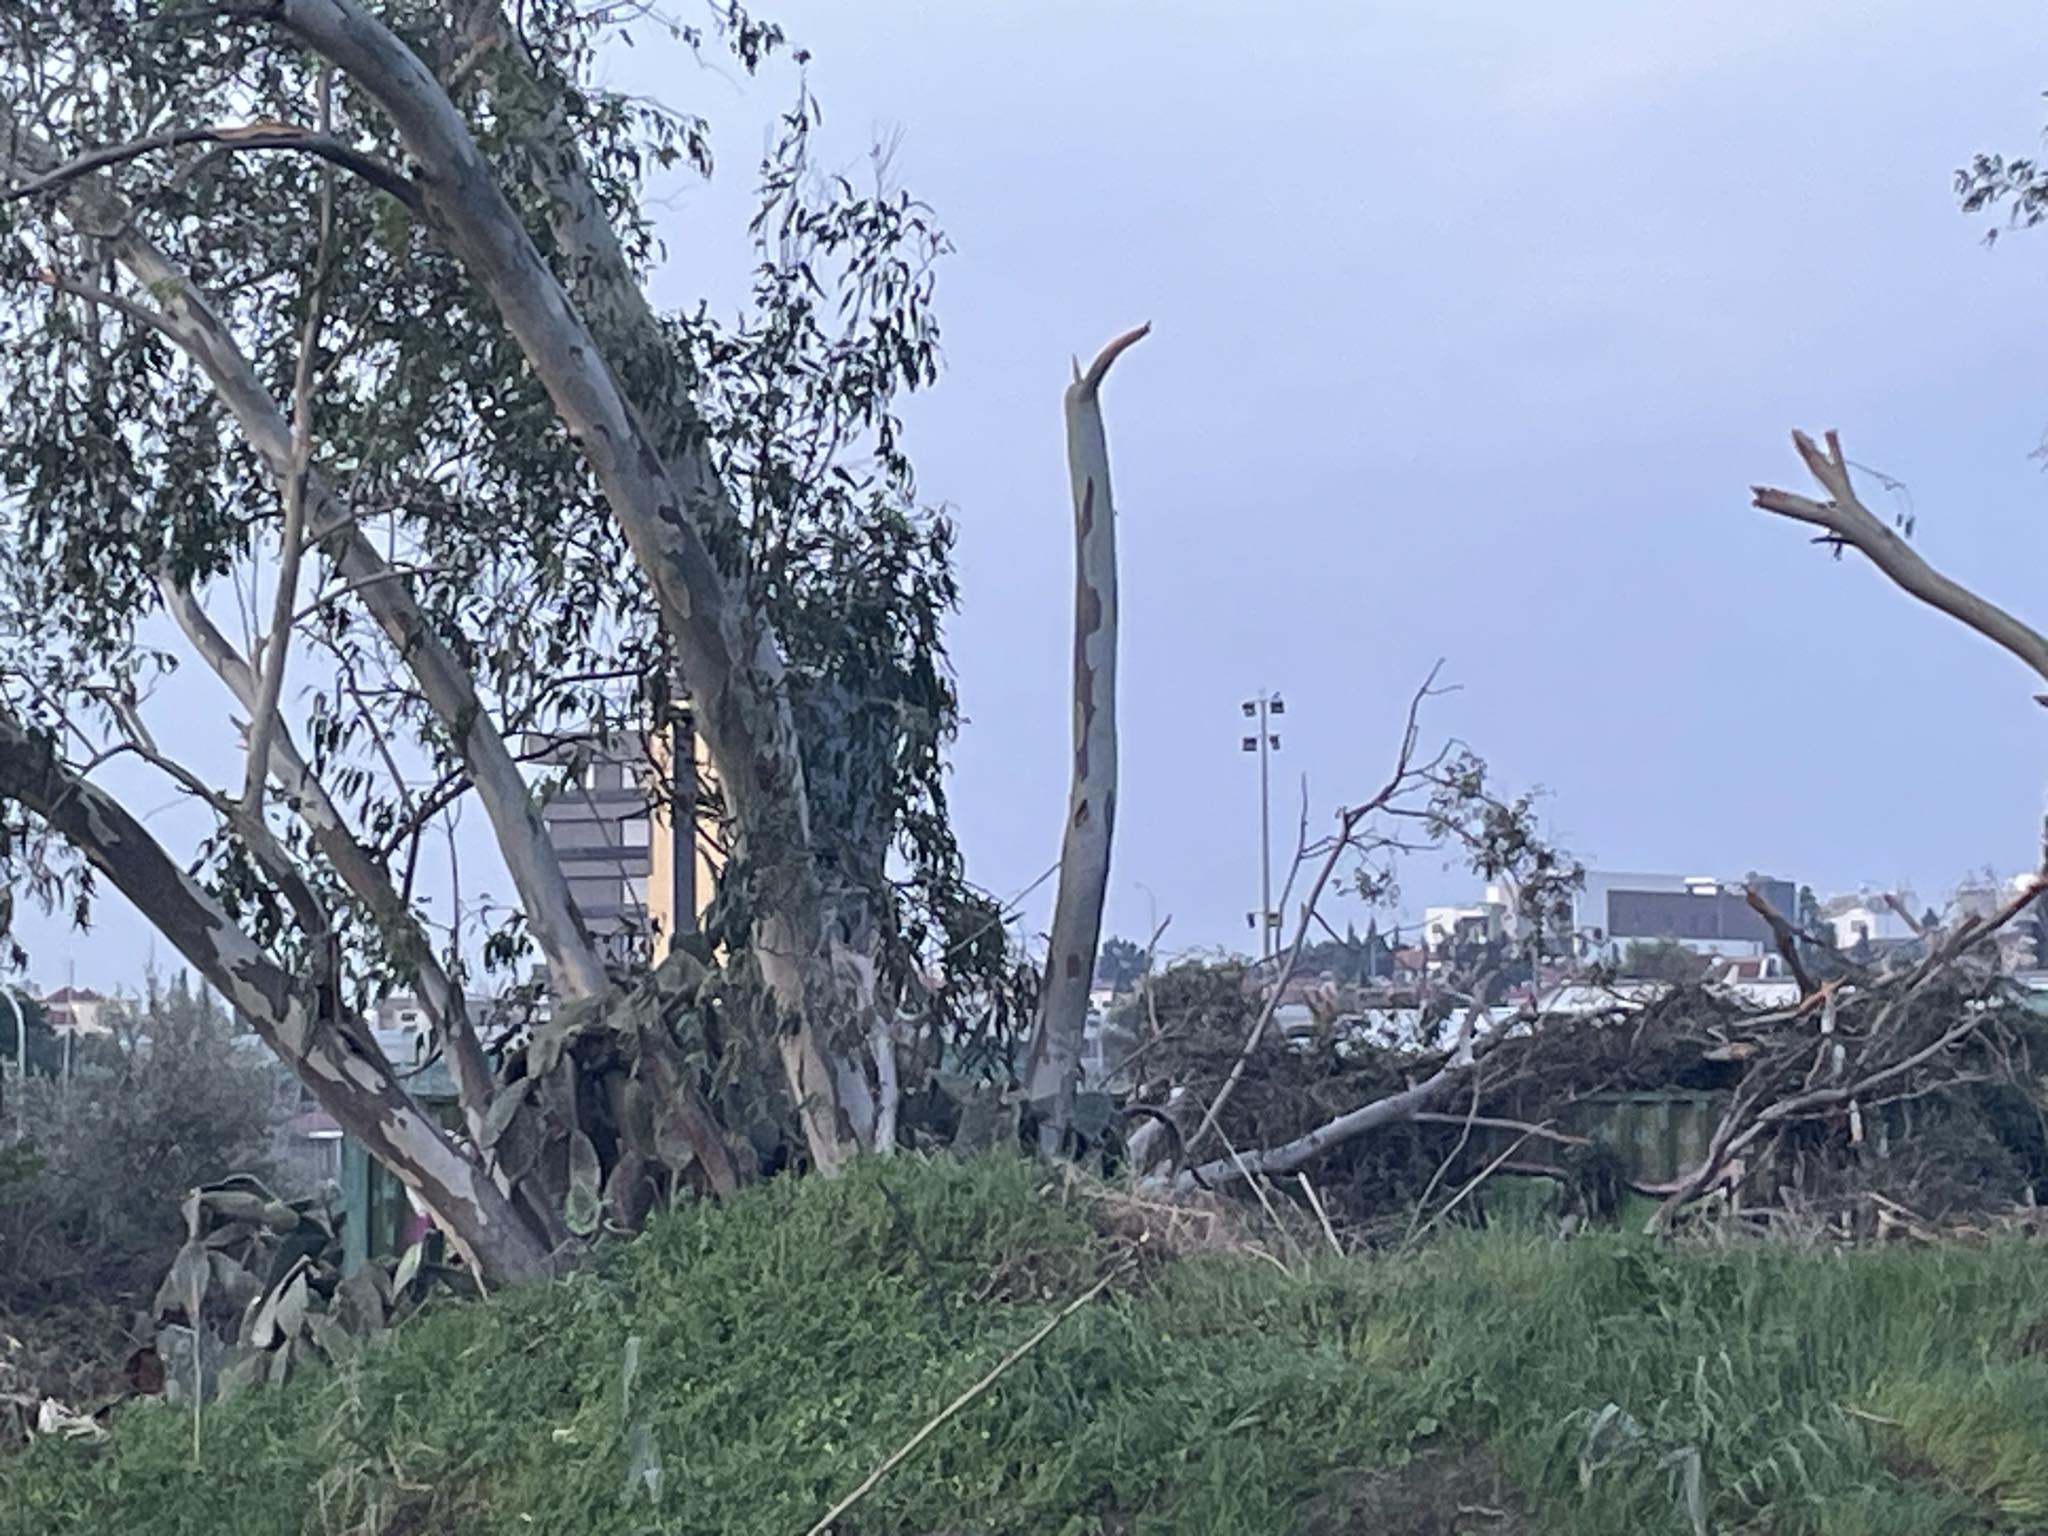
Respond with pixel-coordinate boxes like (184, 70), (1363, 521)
(273, 0), (878, 1170)
(1025, 325), (1148, 1151)
(0, 714), (553, 1287)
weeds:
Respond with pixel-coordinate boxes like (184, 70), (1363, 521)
(2, 1154), (2044, 1534)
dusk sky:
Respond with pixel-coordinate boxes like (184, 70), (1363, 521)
(15, 1), (2048, 989)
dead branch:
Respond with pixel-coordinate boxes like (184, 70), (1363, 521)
(1648, 871), (2048, 1230)
(1753, 429), (2048, 690)
(1173, 988), (1506, 1192)
(1882, 892), (1930, 938)
(1744, 884), (1816, 996)
(1187, 664), (1445, 1153)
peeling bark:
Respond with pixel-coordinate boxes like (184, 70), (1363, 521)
(0, 106), (611, 1007)
(0, 711), (551, 1287)
(1025, 325), (1147, 1150)
(270, 0), (872, 1167)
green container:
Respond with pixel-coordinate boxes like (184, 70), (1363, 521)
(339, 1055), (462, 1276)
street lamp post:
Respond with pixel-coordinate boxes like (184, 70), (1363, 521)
(1241, 692), (1285, 961)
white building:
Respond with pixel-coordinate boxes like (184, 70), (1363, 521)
(1818, 888), (1920, 952)
(1423, 883), (1518, 951)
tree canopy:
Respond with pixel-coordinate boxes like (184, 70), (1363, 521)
(0, 0), (1027, 1284)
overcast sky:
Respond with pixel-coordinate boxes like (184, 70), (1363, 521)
(15, 1), (2048, 990)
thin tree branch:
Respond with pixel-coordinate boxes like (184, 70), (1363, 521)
(0, 121), (419, 210)
(1188, 665), (1444, 1153)
(243, 72), (335, 816)
(159, 577), (498, 1144)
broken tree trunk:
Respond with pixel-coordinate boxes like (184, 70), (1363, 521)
(1026, 324), (1148, 1152)
(1753, 429), (2048, 689)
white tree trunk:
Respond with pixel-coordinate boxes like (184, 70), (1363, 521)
(274, 0), (873, 1167)
(0, 713), (551, 1286)
(0, 107), (612, 1009)
(1025, 326), (1147, 1150)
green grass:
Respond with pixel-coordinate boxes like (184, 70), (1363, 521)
(5, 1154), (2048, 1534)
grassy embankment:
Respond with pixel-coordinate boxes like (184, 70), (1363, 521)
(5, 1154), (2048, 1534)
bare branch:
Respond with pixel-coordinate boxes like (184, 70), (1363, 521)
(1173, 993), (1516, 1192)
(1743, 883), (1816, 997)
(1187, 665), (1444, 1152)
(1882, 891), (1929, 937)
(1753, 429), (2048, 689)
(243, 73), (335, 816)
(0, 121), (419, 210)
(1074, 322), (1151, 395)
(1649, 870), (2048, 1230)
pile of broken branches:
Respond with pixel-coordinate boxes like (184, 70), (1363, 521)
(1121, 874), (2048, 1241)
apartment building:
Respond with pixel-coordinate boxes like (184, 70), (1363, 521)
(520, 714), (721, 967)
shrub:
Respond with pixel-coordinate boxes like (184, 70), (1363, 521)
(0, 970), (278, 1316)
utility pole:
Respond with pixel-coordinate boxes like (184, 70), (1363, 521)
(1240, 691), (1285, 961)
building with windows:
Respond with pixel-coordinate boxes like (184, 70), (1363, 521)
(520, 715), (722, 967)
(1575, 870), (1798, 962)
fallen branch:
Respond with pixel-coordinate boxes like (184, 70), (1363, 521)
(1743, 884), (1816, 997)
(1649, 874), (2046, 1230)
(1172, 991), (1505, 1192)
(1188, 666), (1444, 1152)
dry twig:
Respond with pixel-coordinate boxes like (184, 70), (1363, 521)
(802, 1264), (1129, 1536)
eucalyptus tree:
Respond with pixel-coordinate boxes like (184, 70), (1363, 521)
(0, 1), (1022, 1284)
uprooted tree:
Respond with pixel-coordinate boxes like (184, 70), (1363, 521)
(0, 2), (1137, 1287)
